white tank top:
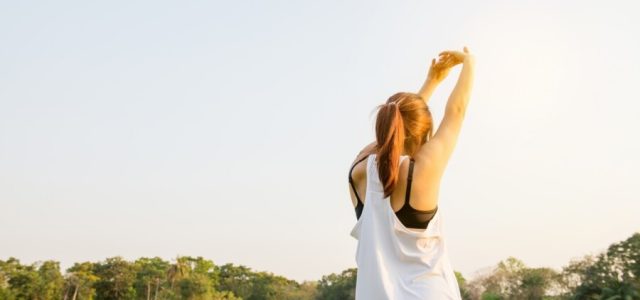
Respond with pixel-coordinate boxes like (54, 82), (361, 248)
(350, 154), (462, 300)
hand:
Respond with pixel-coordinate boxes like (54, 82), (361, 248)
(427, 46), (471, 84)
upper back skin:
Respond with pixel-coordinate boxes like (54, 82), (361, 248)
(348, 141), (445, 216)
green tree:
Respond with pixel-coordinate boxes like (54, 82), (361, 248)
(35, 260), (64, 300)
(134, 257), (170, 300)
(456, 271), (473, 300)
(468, 257), (560, 300)
(0, 258), (20, 300)
(247, 271), (301, 300)
(5, 258), (39, 300)
(159, 256), (228, 300)
(93, 257), (138, 300)
(316, 268), (357, 300)
(283, 280), (318, 300)
(561, 233), (640, 299)
(177, 256), (215, 300)
(517, 267), (558, 299)
(64, 262), (98, 300)
(217, 263), (255, 299)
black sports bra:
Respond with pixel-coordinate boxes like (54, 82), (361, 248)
(348, 155), (438, 229)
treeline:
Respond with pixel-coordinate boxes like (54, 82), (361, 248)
(1, 233), (638, 300)
(458, 232), (640, 299)
(0, 256), (321, 300)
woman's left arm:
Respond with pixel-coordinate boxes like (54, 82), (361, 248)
(418, 54), (459, 104)
(417, 77), (439, 105)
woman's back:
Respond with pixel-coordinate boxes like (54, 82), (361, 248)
(349, 144), (443, 223)
(349, 153), (461, 299)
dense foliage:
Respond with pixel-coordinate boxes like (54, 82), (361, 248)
(1, 233), (637, 299)
(460, 233), (640, 299)
(0, 257), (313, 300)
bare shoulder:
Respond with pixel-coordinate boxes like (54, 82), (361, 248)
(351, 141), (377, 164)
(349, 142), (377, 181)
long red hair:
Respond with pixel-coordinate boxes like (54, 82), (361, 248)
(375, 92), (433, 198)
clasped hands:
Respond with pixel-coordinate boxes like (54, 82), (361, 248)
(426, 46), (472, 85)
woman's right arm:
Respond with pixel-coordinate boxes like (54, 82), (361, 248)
(415, 47), (475, 172)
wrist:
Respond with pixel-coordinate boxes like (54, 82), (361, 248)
(418, 80), (437, 100)
(425, 77), (441, 87)
(463, 54), (475, 65)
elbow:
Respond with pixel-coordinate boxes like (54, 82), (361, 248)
(446, 104), (467, 118)
(454, 105), (466, 116)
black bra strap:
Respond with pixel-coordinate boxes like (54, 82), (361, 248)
(405, 158), (415, 204)
(349, 155), (369, 203)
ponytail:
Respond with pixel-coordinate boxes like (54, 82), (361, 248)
(375, 101), (405, 198)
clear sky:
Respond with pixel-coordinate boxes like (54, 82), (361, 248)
(1, 0), (639, 282)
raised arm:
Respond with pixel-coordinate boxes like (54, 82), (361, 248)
(415, 47), (475, 172)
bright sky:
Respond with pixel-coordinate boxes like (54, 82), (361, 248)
(1, 1), (639, 282)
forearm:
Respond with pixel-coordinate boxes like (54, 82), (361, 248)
(445, 57), (475, 115)
(417, 79), (439, 104)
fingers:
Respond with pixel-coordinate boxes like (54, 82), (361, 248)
(445, 52), (464, 62)
(438, 52), (452, 62)
(440, 54), (456, 63)
(435, 55), (461, 69)
(435, 55), (453, 66)
(439, 47), (470, 57)
(439, 52), (460, 65)
(439, 50), (457, 56)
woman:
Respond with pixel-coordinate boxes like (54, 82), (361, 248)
(348, 47), (475, 299)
